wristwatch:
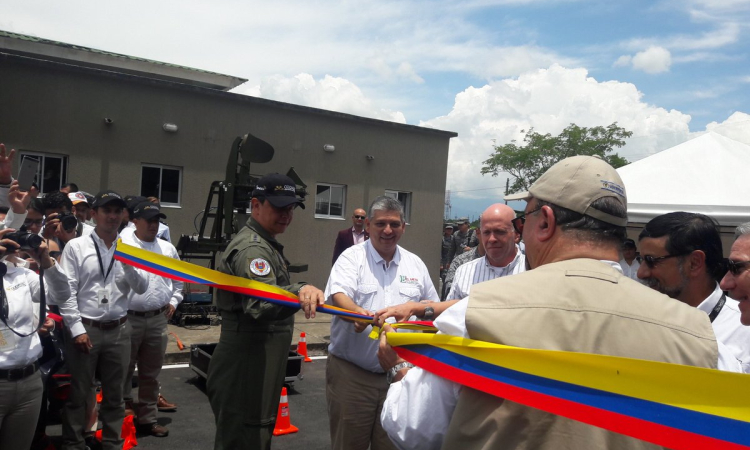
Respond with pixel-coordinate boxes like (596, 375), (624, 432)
(420, 306), (435, 321)
(386, 361), (415, 384)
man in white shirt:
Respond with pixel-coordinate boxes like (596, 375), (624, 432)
(721, 223), (750, 325)
(618, 238), (640, 280)
(638, 212), (750, 372)
(325, 196), (439, 450)
(447, 203), (525, 301)
(121, 201), (183, 437)
(68, 192), (95, 237)
(58, 190), (149, 450)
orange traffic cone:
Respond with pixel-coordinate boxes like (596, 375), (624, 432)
(298, 332), (312, 362)
(272, 387), (299, 436)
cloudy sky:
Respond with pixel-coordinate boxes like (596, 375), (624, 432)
(2, 0), (749, 219)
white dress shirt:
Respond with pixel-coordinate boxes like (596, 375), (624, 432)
(157, 222), (171, 243)
(121, 232), (183, 311)
(699, 283), (750, 373)
(619, 258), (640, 281)
(380, 262), (739, 450)
(0, 262), (70, 369)
(58, 231), (149, 337)
(351, 227), (366, 245)
(325, 240), (439, 373)
(447, 248), (526, 300)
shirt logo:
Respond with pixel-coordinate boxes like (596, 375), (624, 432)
(250, 258), (271, 276)
(399, 275), (419, 285)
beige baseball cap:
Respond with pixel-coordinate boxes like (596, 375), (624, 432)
(504, 155), (628, 226)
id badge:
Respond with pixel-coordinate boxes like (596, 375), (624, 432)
(0, 328), (16, 351)
(97, 288), (111, 309)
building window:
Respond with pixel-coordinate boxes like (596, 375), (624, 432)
(385, 190), (411, 223)
(315, 183), (346, 219)
(19, 151), (68, 194)
(141, 164), (182, 206)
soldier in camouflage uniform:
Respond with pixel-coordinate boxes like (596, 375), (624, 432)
(207, 174), (325, 450)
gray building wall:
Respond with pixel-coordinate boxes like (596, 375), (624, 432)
(0, 53), (454, 290)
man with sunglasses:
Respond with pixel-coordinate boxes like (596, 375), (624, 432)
(332, 208), (369, 265)
(207, 173), (325, 450)
(638, 212), (750, 373)
(379, 155), (720, 450)
(721, 223), (750, 325)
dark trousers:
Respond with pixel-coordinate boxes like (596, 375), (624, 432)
(207, 321), (292, 450)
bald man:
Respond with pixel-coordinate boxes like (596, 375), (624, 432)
(447, 204), (526, 301)
(332, 208), (369, 265)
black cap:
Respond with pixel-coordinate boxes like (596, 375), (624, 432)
(252, 173), (305, 209)
(132, 201), (167, 220)
(92, 190), (127, 209)
(623, 238), (636, 249)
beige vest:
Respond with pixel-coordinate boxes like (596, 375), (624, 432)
(441, 258), (718, 450)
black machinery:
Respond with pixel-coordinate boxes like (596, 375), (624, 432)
(174, 133), (309, 326)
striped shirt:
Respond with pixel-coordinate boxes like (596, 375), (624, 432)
(446, 248), (526, 300)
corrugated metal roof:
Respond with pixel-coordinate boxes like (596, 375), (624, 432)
(0, 29), (247, 91)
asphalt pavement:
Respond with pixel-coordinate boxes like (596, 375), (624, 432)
(45, 359), (332, 449)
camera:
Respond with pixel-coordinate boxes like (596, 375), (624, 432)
(58, 212), (78, 232)
(5, 231), (43, 251)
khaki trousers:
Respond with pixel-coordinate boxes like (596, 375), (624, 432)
(62, 321), (131, 450)
(123, 312), (169, 425)
(0, 370), (43, 450)
(326, 354), (397, 450)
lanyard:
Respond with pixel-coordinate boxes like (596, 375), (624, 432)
(91, 235), (116, 283)
(708, 293), (726, 323)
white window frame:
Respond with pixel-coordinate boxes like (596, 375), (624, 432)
(140, 163), (182, 207)
(385, 189), (412, 224)
(314, 183), (347, 220)
(18, 150), (69, 194)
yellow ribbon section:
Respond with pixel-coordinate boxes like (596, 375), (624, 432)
(386, 332), (750, 422)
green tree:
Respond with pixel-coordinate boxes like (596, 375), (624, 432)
(481, 123), (631, 195)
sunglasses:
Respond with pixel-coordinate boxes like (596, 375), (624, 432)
(511, 206), (543, 234)
(726, 259), (750, 276)
(354, 215), (366, 220)
(642, 254), (685, 269)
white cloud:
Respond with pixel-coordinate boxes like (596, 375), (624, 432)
(421, 65), (692, 200)
(613, 55), (632, 67)
(233, 73), (407, 124)
(631, 46), (672, 73)
(703, 111), (750, 143)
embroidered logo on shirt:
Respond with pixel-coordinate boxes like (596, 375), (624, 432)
(250, 258), (271, 276)
(399, 275), (419, 285)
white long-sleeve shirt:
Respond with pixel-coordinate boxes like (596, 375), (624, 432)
(121, 232), (183, 311)
(446, 248), (526, 300)
(0, 262), (70, 369)
(700, 283), (750, 373)
(58, 231), (148, 337)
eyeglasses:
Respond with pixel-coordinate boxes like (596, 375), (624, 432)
(23, 219), (44, 226)
(354, 215), (366, 220)
(642, 254), (685, 269)
(511, 206), (543, 234)
(726, 259), (750, 276)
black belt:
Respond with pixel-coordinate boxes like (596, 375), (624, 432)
(81, 316), (128, 330)
(128, 305), (169, 318)
(0, 361), (39, 381)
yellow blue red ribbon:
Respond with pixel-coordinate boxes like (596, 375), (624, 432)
(386, 332), (750, 450)
(114, 240), (373, 322)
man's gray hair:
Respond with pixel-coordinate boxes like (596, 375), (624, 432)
(735, 222), (750, 240)
(369, 196), (405, 222)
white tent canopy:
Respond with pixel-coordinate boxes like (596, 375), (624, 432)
(617, 132), (750, 226)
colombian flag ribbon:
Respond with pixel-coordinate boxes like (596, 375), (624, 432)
(113, 240), (375, 322)
(386, 332), (750, 450)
